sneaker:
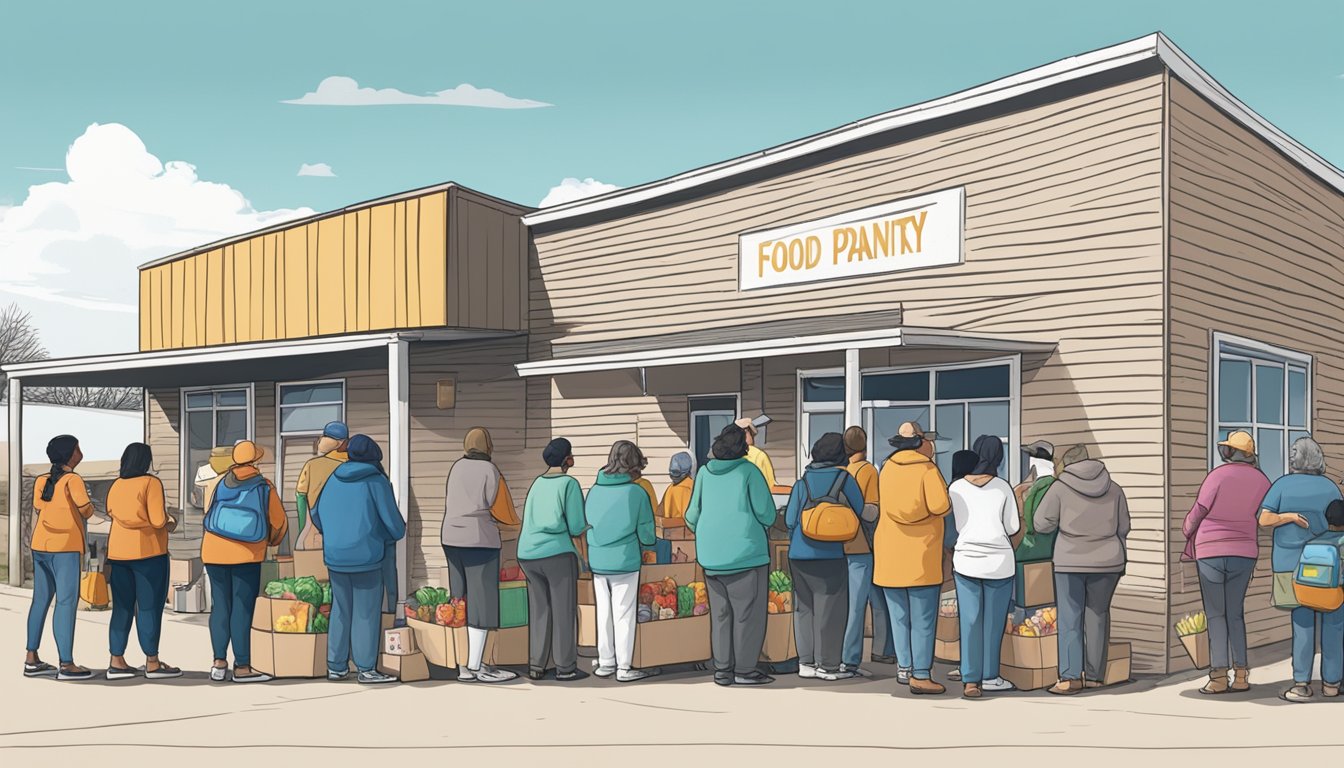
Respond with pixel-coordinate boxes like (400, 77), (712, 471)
(327, 669), (350, 681)
(1283, 684), (1313, 702)
(909, 677), (946, 695)
(593, 664), (616, 679)
(231, 670), (273, 684)
(57, 665), (94, 681)
(143, 664), (182, 680)
(556, 670), (587, 682)
(471, 665), (519, 684)
(23, 661), (58, 678)
(839, 664), (872, 678)
(357, 670), (398, 685)
(733, 671), (775, 686)
(947, 668), (962, 682)
(616, 667), (662, 683)
(1048, 679), (1084, 696)
(105, 666), (138, 681)
(896, 667), (912, 685)
(209, 665), (229, 682)
(981, 677), (1016, 692)
(527, 668), (547, 681)
(816, 668), (856, 681)
(870, 654), (897, 665)
(798, 664), (819, 679)
(714, 671), (734, 687)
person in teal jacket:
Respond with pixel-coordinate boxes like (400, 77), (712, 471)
(311, 435), (405, 685)
(519, 438), (588, 681)
(584, 440), (660, 683)
(685, 424), (777, 686)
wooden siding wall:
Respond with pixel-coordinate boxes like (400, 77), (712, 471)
(532, 75), (1171, 669)
(1167, 78), (1344, 670)
(138, 188), (528, 351)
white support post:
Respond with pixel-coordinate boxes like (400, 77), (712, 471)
(844, 348), (861, 431)
(8, 377), (22, 587)
(388, 339), (411, 612)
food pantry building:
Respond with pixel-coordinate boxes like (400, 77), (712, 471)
(7, 33), (1344, 674)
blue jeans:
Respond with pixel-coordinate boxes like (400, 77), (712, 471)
(27, 551), (81, 664)
(206, 563), (262, 667)
(883, 585), (940, 678)
(843, 555), (893, 665)
(954, 573), (1014, 684)
(108, 555), (169, 657)
(1291, 604), (1344, 684)
(328, 568), (385, 674)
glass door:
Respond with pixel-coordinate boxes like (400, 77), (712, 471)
(689, 396), (739, 470)
(183, 386), (252, 515)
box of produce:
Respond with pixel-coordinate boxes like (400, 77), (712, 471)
(1176, 611), (1209, 669)
(632, 614), (711, 668)
(767, 570), (793, 615)
(1000, 663), (1053, 691)
(498, 563), (526, 583)
(378, 651), (429, 682)
(637, 576), (708, 622)
(250, 627), (327, 679)
(640, 563), (702, 589)
(404, 586), (466, 667)
(491, 625), (529, 667)
(1104, 641), (1131, 686)
(760, 611), (796, 662)
(1015, 561), (1054, 609)
(1001, 607), (1058, 669)
(500, 582), (528, 629)
(407, 617), (463, 668)
(254, 577), (333, 633)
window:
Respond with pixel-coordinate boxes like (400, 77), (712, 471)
(182, 386), (253, 512)
(689, 395), (739, 470)
(1212, 334), (1311, 479)
(278, 380), (346, 435)
(799, 373), (845, 465)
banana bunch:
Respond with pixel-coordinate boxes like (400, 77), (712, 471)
(1175, 611), (1207, 637)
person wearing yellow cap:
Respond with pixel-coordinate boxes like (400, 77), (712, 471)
(1182, 430), (1270, 695)
(874, 421), (951, 695)
(735, 417), (779, 489)
(200, 441), (289, 683)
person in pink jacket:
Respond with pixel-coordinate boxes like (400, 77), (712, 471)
(1182, 431), (1271, 695)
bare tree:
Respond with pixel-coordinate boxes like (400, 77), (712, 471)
(0, 303), (142, 411)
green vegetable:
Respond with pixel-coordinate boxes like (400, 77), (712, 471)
(311, 613), (329, 633)
(264, 580), (287, 598)
(768, 570), (792, 594)
(677, 586), (694, 617)
(291, 576), (324, 607)
(321, 581), (333, 606)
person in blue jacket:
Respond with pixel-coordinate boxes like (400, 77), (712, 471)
(786, 432), (865, 681)
(311, 434), (406, 685)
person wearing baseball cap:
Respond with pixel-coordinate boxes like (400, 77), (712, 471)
(874, 421), (951, 695)
(734, 416), (780, 490)
(295, 421), (350, 535)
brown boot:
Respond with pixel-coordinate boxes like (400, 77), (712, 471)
(1048, 679), (1084, 695)
(909, 677), (946, 695)
(1200, 668), (1230, 695)
(1230, 667), (1251, 692)
(962, 683), (982, 699)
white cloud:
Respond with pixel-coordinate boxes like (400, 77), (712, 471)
(282, 76), (552, 109)
(0, 123), (315, 356)
(298, 162), (336, 177)
(539, 177), (621, 208)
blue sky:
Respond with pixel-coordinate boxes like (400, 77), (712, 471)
(0, 0), (1341, 355)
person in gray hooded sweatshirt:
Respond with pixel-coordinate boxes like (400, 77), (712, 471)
(1032, 444), (1130, 695)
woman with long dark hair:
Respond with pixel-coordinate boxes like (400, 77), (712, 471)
(104, 442), (180, 679)
(24, 435), (95, 680)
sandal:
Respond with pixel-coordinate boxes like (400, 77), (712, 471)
(23, 661), (58, 678)
(105, 665), (138, 681)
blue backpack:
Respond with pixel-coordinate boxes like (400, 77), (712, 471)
(205, 476), (272, 543)
(1294, 531), (1344, 611)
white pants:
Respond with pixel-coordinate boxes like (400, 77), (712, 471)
(594, 572), (639, 671)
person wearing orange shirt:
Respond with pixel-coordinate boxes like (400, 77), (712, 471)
(24, 435), (96, 681)
(201, 441), (289, 683)
(841, 426), (893, 676)
(659, 453), (695, 519)
(104, 443), (181, 680)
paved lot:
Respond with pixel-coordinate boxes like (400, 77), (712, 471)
(3, 584), (1343, 766)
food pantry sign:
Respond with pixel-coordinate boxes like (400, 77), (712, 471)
(738, 187), (964, 291)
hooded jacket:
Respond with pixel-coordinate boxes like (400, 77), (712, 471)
(685, 458), (776, 575)
(1033, 459), (1130, 574)
(519, 470), (586, 562)
(313, 462), (407, 573)
(584, 472), (656, 575)
(874, 450), (951, 588)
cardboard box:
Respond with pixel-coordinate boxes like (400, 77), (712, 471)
(251, 628), (327, 679)
(1104, 641), (1132, 686)
(491, 625), (529, 666)
(632, 615), (711, 668)
(936, 613), (960, 642)
(578, 603), (597, 647)
(169, 556), (202, 586)
(935, 638), (960, 663)
(759, 611), (796, 662)
(1179, 631), (1210, 669)
(1000, 663), (1054, 691)
(275, 556), (295, 580)
(406, 617), (458, 668)
(656, 517), (693, 540)
(500, 582), (528, 628)
(770, 541), (791, 573)
(640, 562), (701, 586)
(378, 651), (429, 682)
(1015, 561), (1054, 608)
(383, 626), (418, 656)
(578, 576), (595, 606)
(1000, 631), (1058, 670)
(670, 540), (697, 564)
(293, 548), (328, 581)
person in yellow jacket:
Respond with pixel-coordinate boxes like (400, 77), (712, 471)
(201, 441), (289, 683)
(735, 417), (781, 490)
(659, 452), (695, 518)
(875, 422), (951, 695)
(295, 421), (349, 532)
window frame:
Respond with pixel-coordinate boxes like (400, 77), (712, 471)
(178, 383), (256, 513)
(1209, 332), (1312, 474)
(688, 393), (741, 471)
(276, 379), (348, 438)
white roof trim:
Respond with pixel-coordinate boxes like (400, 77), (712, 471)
(514, 327), (1054, 377)
(3, 329), (516, 379)
(525, 32), (1344, 227)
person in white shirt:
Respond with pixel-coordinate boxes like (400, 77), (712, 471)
(949, 435), (1021, 698)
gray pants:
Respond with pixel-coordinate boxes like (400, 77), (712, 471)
(706, 566), (769, 676)
(519, 554), (579, 675)
(1054, 571), (1121, 681)
(1196, 556), (1255, 669)
(442, 546), (500, 629)
(791, 558), (849, 672)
